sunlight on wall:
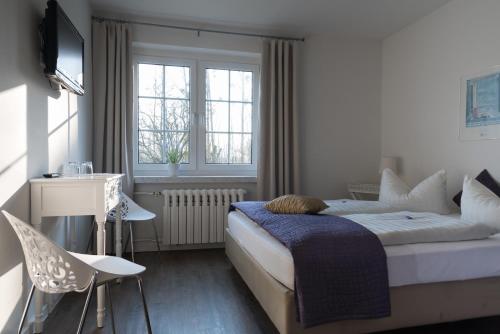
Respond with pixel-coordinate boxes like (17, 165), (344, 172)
(0, 85), (27, 207)
(47, 92), (70, 172)
(69, 92), (79, 160)
(0, 263), (23, 332)
(47, 91), (80, 171)
(0, 0), (92, 330)
(47, 91), (69, 134)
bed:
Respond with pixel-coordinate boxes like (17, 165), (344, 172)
(225, 200), (500, 334)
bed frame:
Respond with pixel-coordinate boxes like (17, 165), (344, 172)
(225, 229), (500, 334)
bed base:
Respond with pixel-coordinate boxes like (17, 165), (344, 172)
(225, 229), (500, 334)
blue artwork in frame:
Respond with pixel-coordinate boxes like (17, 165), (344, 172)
(465, 73), (500, 128)
(460, 66), (500, 140)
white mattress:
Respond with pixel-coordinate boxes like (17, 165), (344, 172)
(228, 211), (500, 289)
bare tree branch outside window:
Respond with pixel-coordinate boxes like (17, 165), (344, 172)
(138, 64), (190, 164)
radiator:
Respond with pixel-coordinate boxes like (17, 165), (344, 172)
(162, 188), (246, 245)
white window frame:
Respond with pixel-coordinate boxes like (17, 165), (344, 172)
(198, 61), (259, 175)
(133, 55), (197, 173)
(133, 49), (260, 177)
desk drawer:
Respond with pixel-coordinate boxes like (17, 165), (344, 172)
(41, 185), (97, 216)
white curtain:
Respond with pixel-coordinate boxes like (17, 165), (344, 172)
(257, 39), (301, 200)
(92, 21), (133, 195)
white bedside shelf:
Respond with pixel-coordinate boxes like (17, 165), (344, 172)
(348, 183), (380, 200)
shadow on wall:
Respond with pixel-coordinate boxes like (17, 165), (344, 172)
(0, 185), (30, 332)
(0, 0), (92, 330)
(0, 0), (62, 331)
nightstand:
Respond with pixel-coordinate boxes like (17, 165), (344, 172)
(347, 183), (380, 200)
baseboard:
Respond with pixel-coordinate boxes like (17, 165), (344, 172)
(126, 238), (224, 253)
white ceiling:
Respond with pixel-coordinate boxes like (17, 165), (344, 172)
(90, 0), (450, 39)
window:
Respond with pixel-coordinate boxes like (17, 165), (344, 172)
(137, 63), (191, 164)
(133, 54), (259, 176)
(205, 68), (253, 164)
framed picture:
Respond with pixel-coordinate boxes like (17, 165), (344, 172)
(460, 66), (500, 140)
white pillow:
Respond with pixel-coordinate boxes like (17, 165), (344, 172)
(461, 175), (500, 228)
(379, 169), (450, 214)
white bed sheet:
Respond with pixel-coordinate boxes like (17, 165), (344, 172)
(321, 200), (496, 245)
(228, 211), (500, 289)
(342, 211), (497, 245)
(322, 199), (398, 215)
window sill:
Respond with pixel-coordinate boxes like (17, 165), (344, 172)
(134, 175), (257, 184)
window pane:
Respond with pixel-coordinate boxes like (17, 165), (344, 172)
(206, 69), (229, 101)
(229, 102), (253, 133)
(206, 133), (228, 163)
(242, 71), (253, 102)
(139, 64), (163, 97)
(229, 102), (244, 132)
(164, 131), (190, 163)
(205, 68), (254, 166)
(165, 100), (190, 131)
(165, 66), (190, 99)
(138, 98), (162, 131)
(206, 101), (229, 132)
(230, 71), (252, 102)
(229, 133), (252, 164)
(242, 103), (252, 132)
(138, 131), (163, 163)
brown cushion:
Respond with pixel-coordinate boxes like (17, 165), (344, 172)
(265, 195), (328, 214)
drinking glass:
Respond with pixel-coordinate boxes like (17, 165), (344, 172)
(80, 161), (94, 174)
(63, 162), (80, 176)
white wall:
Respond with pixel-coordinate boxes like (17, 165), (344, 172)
(300, 35), (382, 198)
(131, 18), (262, 55)
(381, 0), (500, 202)
(0, 0), (92, 331)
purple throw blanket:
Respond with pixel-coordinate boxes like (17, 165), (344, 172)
(230, 202), (390, 328)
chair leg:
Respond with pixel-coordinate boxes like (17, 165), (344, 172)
(18, 284), (35, 334)
(110, 221), (115, 256)
(76, 273), (97, 334)
(123, 221), (131, 257)
(86, 218), (96, 254)
(106, 282), (116, 334)
(150, 219), (161, 253)
(137, 276), (153, 334)
(129, 222), (135, 262)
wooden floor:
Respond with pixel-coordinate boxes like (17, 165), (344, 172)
(44, 249), (500, 334)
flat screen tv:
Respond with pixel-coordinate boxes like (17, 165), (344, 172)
(40, 0), (84, 95)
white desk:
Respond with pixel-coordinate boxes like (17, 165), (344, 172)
(30, 173), (124, 333)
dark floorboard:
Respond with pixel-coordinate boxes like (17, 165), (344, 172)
(43, 249), (500, 334)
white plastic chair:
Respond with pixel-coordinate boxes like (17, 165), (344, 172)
(108, 193), (161, 262)
(2, 211), (153, 334)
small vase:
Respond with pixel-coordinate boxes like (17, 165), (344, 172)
(168, 163), (180, 177)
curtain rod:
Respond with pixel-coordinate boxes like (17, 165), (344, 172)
(92, 16), (305, 42)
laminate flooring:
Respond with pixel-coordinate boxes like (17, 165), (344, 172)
(43, 250), (500, 334)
